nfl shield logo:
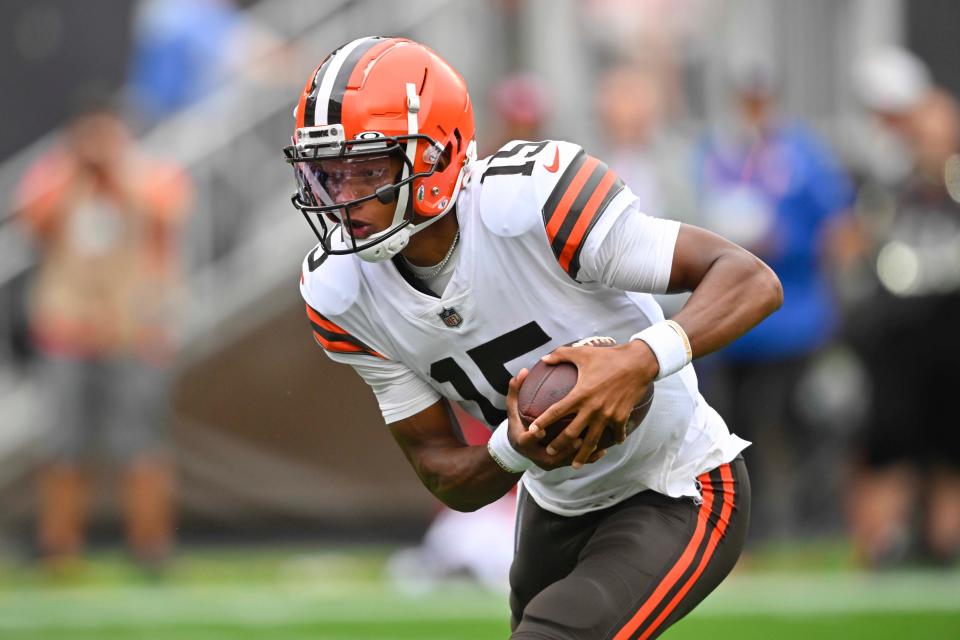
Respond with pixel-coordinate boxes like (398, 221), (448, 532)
(439, 307), (463, 328)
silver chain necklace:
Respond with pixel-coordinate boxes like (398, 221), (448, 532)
(406, 231), (460, 279)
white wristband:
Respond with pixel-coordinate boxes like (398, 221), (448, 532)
(631, 320), (693, 380)
(487, 420), (533, 474)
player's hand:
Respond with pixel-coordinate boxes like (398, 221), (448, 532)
(506, 368), (607, 471)
(530, 341), (658, 469)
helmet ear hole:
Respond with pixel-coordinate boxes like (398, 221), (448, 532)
(453, 128), (462, 152)
(436, 143), (453, 171)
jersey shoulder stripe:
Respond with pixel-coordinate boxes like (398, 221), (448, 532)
(305, 304), (385, 358)
(541, 149), (625, 278)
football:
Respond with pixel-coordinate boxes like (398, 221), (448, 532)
(517, 337), (655, 449)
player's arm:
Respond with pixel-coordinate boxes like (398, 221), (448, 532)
(664, 224), (783, 358)
(535, 216), (782, 466)
(389, 368), (605, 511)
(319, 323), (596, 510)
(320, 339), (519, 512)
(388, 396), (521, 513)
(298, 283), (571, 508)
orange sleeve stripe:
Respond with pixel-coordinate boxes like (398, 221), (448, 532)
(556, 169), (619, 273)
(305, 304), (385, 358)
(306, 304), (349, 335)
(540, 150), (625, 279)
(543, 156), (600, 242)
(312, 331), (385, 358)
(313, 332), (363, 351)
(313, 332), (362, 352)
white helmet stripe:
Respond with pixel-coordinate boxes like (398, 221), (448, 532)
(387, 81), (420, 229)
(314, 37), (374, 126)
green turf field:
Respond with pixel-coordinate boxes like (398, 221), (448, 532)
(0, 546), (957, 639)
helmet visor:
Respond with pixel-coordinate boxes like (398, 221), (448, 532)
(300, 152), (403, 208)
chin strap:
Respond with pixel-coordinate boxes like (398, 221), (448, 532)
(355, 82), (420, 263)
(356, 139), (477, 263)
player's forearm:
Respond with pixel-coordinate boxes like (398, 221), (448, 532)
(407, 444), (520, 512)
(672, 249), (782, 358)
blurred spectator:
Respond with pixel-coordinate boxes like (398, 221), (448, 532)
(845, 47), (960, 567)
(595, 63), (697, 317)
(595, 64), (696, 221)
(693, 59), (855, 542)
(483, 72), (552, 155)
(127, 0), (287, 126)
(15, 103), (191, 573)
(580, 0), (709, 119)
(127, 0), (241, 124)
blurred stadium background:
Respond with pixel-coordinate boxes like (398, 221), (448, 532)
(0, 1), (958, 638)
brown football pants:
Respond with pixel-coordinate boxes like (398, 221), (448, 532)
(510, 457), (750, 639)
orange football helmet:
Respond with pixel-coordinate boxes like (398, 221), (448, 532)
(283, 36), (476, 262)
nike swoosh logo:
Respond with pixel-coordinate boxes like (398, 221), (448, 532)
(544, 146), (561, 173)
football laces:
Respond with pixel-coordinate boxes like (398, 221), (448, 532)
(572, 336), (616, 348)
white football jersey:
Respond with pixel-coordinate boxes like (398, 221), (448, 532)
(300, 140), (748, 516)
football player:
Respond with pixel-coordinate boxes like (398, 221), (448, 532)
(285, 37), (782, 639)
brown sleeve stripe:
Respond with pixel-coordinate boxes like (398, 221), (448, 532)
(306, 304), (348, 335)
(542, 149), (591, 241)
(541, 150), (625, 279)
(311, 332), (370, 355)
(560, 170), (624, 278)
(305, 304), (384, 358)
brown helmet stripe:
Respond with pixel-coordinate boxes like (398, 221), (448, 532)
(325, 36), (385, 125)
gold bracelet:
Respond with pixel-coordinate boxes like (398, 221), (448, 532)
(664, 320), (693, 363)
